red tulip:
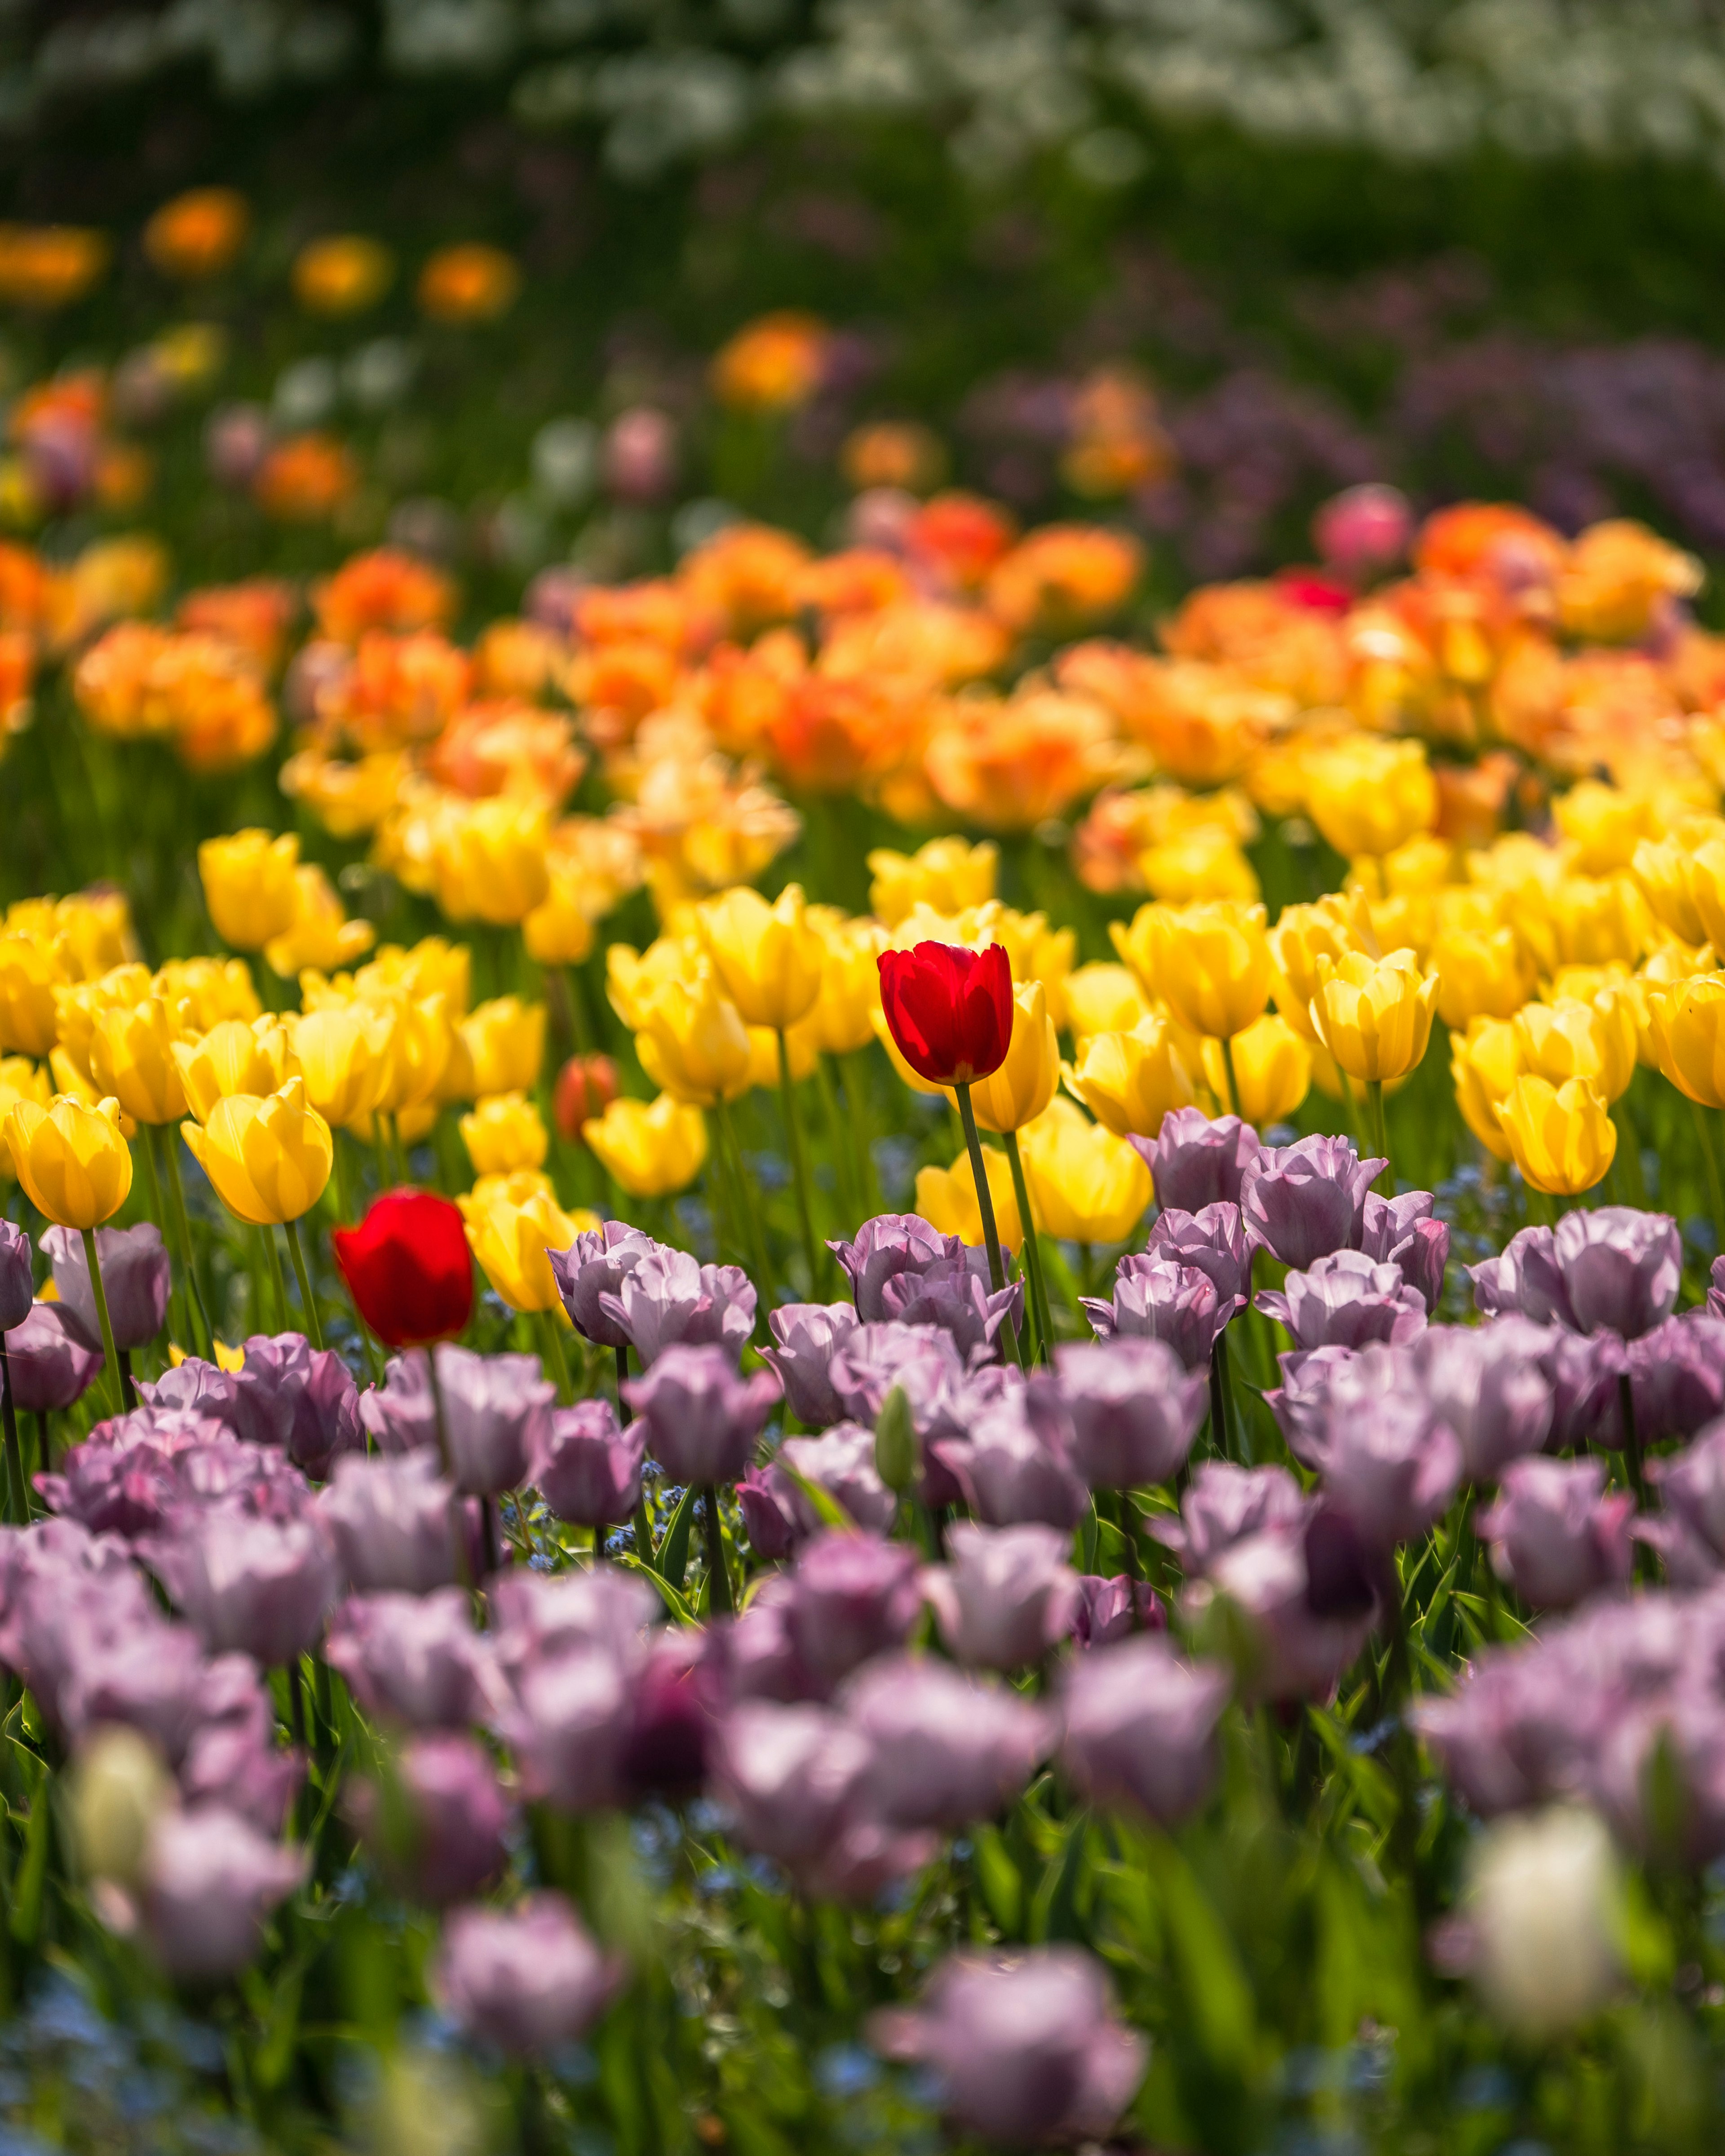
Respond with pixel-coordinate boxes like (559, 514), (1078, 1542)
(332, 1189), (474, 1349)
(553, 1053), (619, 1145)
(877, 941), (1014, 1087)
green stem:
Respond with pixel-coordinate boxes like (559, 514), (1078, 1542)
(137, 1124), (181, 1348)
(839, 1052), (880, 1216)
(1208, 1331), (1234, 1462)
(1690, 1097), (1725, 1255)
(1365, 1077), (1393, 1191)
(80, 1225), (131, 1416)
(776, 1030), (822, 1293)
(1221, 1032), (1243, 1121)
(159, 1129), (212, 1359)
(563, 966), (595, 1055)
(539, 1309), (575, 1404)
(701, 1484), (734, 1616)
(955, 1083), (1022, 1371)
(1003, 1129), (1053, 1365)
(815, 1055), (856, 1228)
(0, 1345), (28, 1523)
(261, 1223), (290, 1335)
(282, 1218), (324, 1350)
(716, 1096), (774, 1304)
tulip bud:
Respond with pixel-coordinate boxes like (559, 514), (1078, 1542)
(552, 1053), (618, 1142)
(1496, 1075), (1616, 1197)
(582, 1093), (708, 1200)
(1311, 948), (1438, 1084)
(874, 1382), (917, 1496)
(1465, 1807), (1623, 2040)
(70, 1725), (172, 1886)
(4, 1092), (133, 1228)
(198, 828), (301, 951)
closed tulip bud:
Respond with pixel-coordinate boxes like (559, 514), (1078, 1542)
(181, 1076), (332, 1224)
(915, 1142), (1022, 1253)
(1431, 924), (1531, 1030)
(1311, 948), (1437, 1083)
(874, 1382), (917, 1496)
(552, 1053), (618, 1142)
(198, 828), (301, 951)
(456, 1169), (589, 1315)
(958, 978), (1059, 1134)
(4, 1092), (133, 1226)
(333, 1189), (474, 1350)
(1018, 1099), (1154, 1245)
(459, 995), (545, 1098)
(288, 1001), (391, 1126)
(1265, 899), (1356, 1045)
(1114, 901), (1271, 1043)
(635, 971), (753, 1107)
(85, 993), (187, 1126)
(460, 1091), (548, 1177)
(1201, 1012), (1310, 1126)
(1497, 1076), (1616, 1196)
(878, 941), (1014, 1087)
(805, 907), (886, 1055)
(0, 931), (62, 1058)
(1063, 1014), (1194, 1138)
(1452, 1016), (1524, 1160)
(172, 1016), (295, 1123)
(1650, 976), (1725, 1108)
(582, 1093), (708, 1199)
(1305, 735), (1437, 859)
(697, 881), (824, 1031)
(1515, 994), (1636, 1105)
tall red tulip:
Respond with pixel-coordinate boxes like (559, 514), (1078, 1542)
(876, 942), (1013, 1087)
(332, 1189), (473, 1349)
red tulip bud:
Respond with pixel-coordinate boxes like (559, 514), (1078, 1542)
(553, 1054), (619, 1144)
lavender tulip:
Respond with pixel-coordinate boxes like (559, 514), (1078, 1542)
(319, 1451), (478, 1594)
(783, 1531), (922, 1688)
(1032, 1337), (1207, 1490)
(494, 1630), (643, 1815)
(725, 1575), (823, 1704)
(366, 1346), (551, 1496)
(1070, 1575), (1166, 1646)
(1305, 1386), (1460, 1551)
(2, 1302), (102, 1412)
(41, 1222), (171, 1352)
(163, 1506), (340, 1666)
(178, 1653), (302, 1834)
(1471, 1209), (1681, 1338)
(1135, 1107), (1260, 1213)
(623, 1342), (780, 1486)
(1641, 1421), (1725, 1585)
(1150, 1461), (1309, 1574)
(869, 1949), (1146, 2147)
(1238, 1133), (1382, 1268)
(597, 1245), (756, 1366)
(1264, 1344), (1361, 1466)
(532, 1399), (645, 1527)
(714, 1700), (882, 1878)
(1059, 1634), (1230, 1823)
(488, 1565), (656, 1667)
(1539, 1324), (1628, 1451)
(923, 1522), (1079, 1669)
(58, 1616), (209, 1761)
(236, 1333), (363, 1479)
(548, 1221), (656, 1347)
(843, 1655), (1052, 1829)
(736, 1465), (799, 1561)
(737, 1425), (895, 1557)
(826, 1320), (965, 1430)
(1084, 1253), (1235, 1369)
(620, 1625), (726, 1802)
(1195, 1519), (1378, 1704)
(141, 1357), (243, 1429)
(761, 1301), (859, 1426)
(0, 1219), (31, 1330)
(1256, 1248), (1427, 1352)
(140, 1805), (306, 1979)
(879, 1259), (1023, 1361)
(1626, 1314), (1725, 1443)
(936, 1399), (1089, 1531)
(1411, 1319), (1553, 1482)
(1478, 1458), (1634, 1609)
(324, 1589), (495, 1727)
(1146, 1201), (1250, 1307)
(829, 1213), (967, 1320)
(350, 1733), (512, 1905)
(433, 1893), (620, 2054)
(1360, 1189), (1449, 1312)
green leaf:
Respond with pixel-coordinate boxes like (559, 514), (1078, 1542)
(8, 1789), (49, 1948)
(1308, 1706), (1399, 1833)
(1141, 1833), (1256, 2074)
(972, 1824), (1023, 1936)
(620, 1553), (696, 1626)
(655, 1483), (698, 1591)
(774, 1456), (856, 1533)
(1030, 1811), (1091, 1943)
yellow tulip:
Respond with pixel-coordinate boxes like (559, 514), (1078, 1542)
(180, 1076), (332, 1225)
(351, 936), (472, 1017)
(430, 798), (551, 926)
(1017, 1099), (1153, 1245)
(1063, 1015), (1194, 1138)
(172, 1017), (296, 1123)
(1062, 962), (1150, 1043)
(1430, 925), (1532, 1031)
(153, 955), (261, 1031)
(1264, 899), (1358, 1045)
(522, 875), (597, 967)
(915, 1143), (1022, 1254)
(1113, 900), (1272, 1042)
(1452, 1017), (1524, 1162)
(1537, 874), (1651, 972)
(48, 1050), (137, 1138)
(1650, 977), (1725, 1110)
(606, 935), (703, 1031)
(457, 1169), (589, 1313)
(371, 993), (454, 1118)
(1555, 781), (1660, 876)
(53, 964), (155, 1086)
(197, 828), (301, 952)
(1496, 1076), (1616, 1197)
(0, 1056), (49, 1176)
(1513, 994), (1636, 1106)
(4, 1093), (133, 1227)
(88, 995), (189, 1125)
(0, 931), (61, 1057)
(460, 1092), (548, 1177)
(1139, 828), (1261, 906)
(697, 882), (825, 1032)
(805, 908), (885, 1056)
(583, 1092), (709, 1199)
(867, 836), (997, 926)
(459, 995), (546, 1099)
(1681, 833), (1725, 952)
(1634, 941), (1713, 1066)
(1201, 1012), (1311, 1126)
(288, 1002), (392, 1127)
(959, 980), (1059, 1135)
(1632, 834), (1706, 948)
(1304, 735), (1437, 859)
(746, 1020), (821, 1090)
(262, 865), (376, 978)
(635, 972), (753, 1107)
(1311, 948), (1438, 1084)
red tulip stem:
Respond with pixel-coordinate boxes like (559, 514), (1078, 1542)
(955, 1085), (1021, 1372)
(283, 1219), (324, 1351)
(1003, 1129), (1053, 1366)
(80, 1226), (132, 1416)
(776, 1029), (823, 1294)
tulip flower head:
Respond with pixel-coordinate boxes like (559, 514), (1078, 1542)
(181, 1075), (332, 1225)
(197, 828), (301, 951)
(1495, 1076), (1617, 1197)
(583, 1092), (708, 1199)
(4, 1092), (133, 1228)
(333, 1188), (474, 1347)
(1311, 948), (1438, 1085)
(697, 882), (825, 1032)
(457, 1170), (590, 1315)
(877, 941), (1013, 1087)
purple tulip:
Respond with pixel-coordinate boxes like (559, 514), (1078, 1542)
(363, 1346), (550, 1496)
(936, 1398), (1089, 1531)
(1710, 1254), (1725, 1322)
(1195, 1520), (1378, 1705)
(40, 1222), (171, 1352)
(922, 1521), (1079, 1669)
(177, 1654), (301, 1834)
(234, 1333), (363, 1479)
(489, 1565), (656, 1668)
(843, 1655), (1052, 1830)
(1305, 1383), (1460, 1551)
(141, 1356), (242, 1429)
(0, 1218), (32, 1330)
(869, 1948), (1146, 2147)
(623, 1342), (780, 1486)
(1238, 1133), (1382, 1268)
(1150, 1461), (1309, 1575)
(1410, 1320), (1553, 1482)
(433, 1893), (620, 2055)
(1146, 1201), (1251, 1307)
(620, 1625), (726, 1802)
(319, 1451), (478, 1595)
(531, 1399), (645, 1527)
(548, 1221), (656, 1348)
(1626, 1313), (1725, 1443)
(736, 1465), (799, 1561)
(1135, 1107), (1260, 1213)
(162, 1505), (341, 1665)
(1359, 1189), (1449, 1312)
(324, 1589), (495, 1728)
(1070, 1575), (1166, 1647)
(1539, 1324), (1628, 1451)
(58, 1615), (208, 1761)
(737, 1426), (895, 1557)
(1059, 1634), (1230, 1823)
(140, 1806), (306, 1979)
(761, 1301), (859, 1426)
(829, 1213), (967, 1321)
(1031, 1337), (1207, 1490)
(1471, 1209), (1681, 1338)
(2, 1301), (102, 1412)
(497, 1641), (638, 1812)
(783, 1531), (922, 1687)
(350, 1733), (512, 1905)
(1641, 1421), (1725, 1585)
(1264, 1344), (1362, 1465)
(1477, 1458), (1634, 1609)
(879, 1258), (1023, 1361)
(826, 1320), (965, 1430)
(724, 1575), (823, 1704)
(598, 1246), (756, 1366)
(1412, 1650), (1603, 1820)
(1256, 1248), (1428, 1352)
(1084, 1253), (1236, 1369)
